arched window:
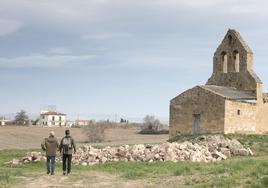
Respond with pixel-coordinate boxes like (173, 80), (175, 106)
(221, 51), (227, 73)
(233, 50), (239, 72)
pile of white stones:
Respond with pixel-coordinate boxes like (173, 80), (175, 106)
(10, 135), (253, 166)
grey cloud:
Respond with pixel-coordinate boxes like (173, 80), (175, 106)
(1, 0), (268, 36)
(0, 19), (23, 36)
(0, 54), (96, 68)
(81, 33), (132, 40)
(47, 47), (71, 55)
(1, 0), (267, 71)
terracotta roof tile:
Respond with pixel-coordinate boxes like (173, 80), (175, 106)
(40, 111), (66, 116)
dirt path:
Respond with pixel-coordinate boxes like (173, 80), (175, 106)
(15, 171), (156, 188)
(13, 168), (198, 188)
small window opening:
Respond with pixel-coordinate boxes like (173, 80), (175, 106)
(233, 50), (240, 72)
(237, 110), (240, 115)
(221, 51), (227, 73)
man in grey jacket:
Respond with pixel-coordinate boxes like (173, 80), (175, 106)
(60, 129), (76, 175)
(41, 131), (59, 175)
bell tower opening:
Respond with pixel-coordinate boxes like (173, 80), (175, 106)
(206, 29), (263, 97)
(221, 51), (227, 73)
(233, 50), (240, 72)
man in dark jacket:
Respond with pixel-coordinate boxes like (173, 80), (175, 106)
(41, 131), (59, 175)
(60, 129), (76, 175)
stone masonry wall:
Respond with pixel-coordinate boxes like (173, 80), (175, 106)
(224, 100), (257, 134)
(256, 103), (268, 134)
(206, 71), (259, 93)
(170, 86), (225, 138)
(206, 29), (263, 98)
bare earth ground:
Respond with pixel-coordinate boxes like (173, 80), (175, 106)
(0, 126), (169, 149)
(14, 168), (233, 188)
(17, 171), (159, 188)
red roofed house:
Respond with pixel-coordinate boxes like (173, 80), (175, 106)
(39, 111), (66, 126)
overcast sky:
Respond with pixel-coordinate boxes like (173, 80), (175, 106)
(1, 0), (268, 121)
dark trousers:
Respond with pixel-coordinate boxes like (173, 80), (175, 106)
(46, 156), (55, 173)
(62, 154), (72, 173)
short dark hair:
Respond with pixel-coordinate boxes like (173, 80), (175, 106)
(65, 129), (70, 135)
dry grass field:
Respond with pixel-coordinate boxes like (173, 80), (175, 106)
(0, 126), (169, 149)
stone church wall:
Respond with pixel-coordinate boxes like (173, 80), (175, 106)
(224, 100), (257, 133)
(256, 103), (268, 133)
(169, 86), (225, 137)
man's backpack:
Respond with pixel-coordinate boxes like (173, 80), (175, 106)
(62, 137), (72, 153)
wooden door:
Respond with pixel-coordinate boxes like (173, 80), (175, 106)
(193, 114), (200, 135)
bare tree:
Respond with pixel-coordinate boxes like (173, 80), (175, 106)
(142, 115), (163, 131)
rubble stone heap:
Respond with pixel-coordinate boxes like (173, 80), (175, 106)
(10, 135), (253, 166)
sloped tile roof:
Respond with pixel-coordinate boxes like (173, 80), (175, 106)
(40, 111), (66, 116)
(201, 85), (256, 100)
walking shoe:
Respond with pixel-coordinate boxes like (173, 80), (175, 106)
(47, 171), (50, 175)
(63, 171), (66, 175)
(51, 172), (54, 175)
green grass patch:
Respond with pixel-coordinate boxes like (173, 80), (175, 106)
(226, 134), (268, 156)
(83, 155), (268, 187)
(0, 171), (11, 187)
(0, 149), (45, 187)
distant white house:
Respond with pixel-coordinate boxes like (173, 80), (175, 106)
(39, 111), (66, 127)
(1, 119), (5, 126)
(0, 117), (12, 126)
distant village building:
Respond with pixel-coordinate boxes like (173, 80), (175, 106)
(0, 117), (12, 126)
(0, 117), (6, 126)
(75, 119), (95, 126)
(39, 111), (66, 126)
(66, 120), (75, 127)
(0, 117), (5, 126)
(170, 29), (268, 137)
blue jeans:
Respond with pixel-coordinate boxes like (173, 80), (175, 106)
(46, 156), (55, 173)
